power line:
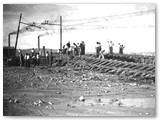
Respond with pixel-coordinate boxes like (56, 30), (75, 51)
(21, 17), (30, 24)
(63, 9), (155, 27)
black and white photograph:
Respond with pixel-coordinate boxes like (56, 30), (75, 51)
(3, 3), (155, 116)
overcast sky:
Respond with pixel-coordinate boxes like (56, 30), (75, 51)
(3, 4), (155, 53)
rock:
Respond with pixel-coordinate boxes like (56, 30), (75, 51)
(57, 91), (61, 94)
(98, 98), (101, 102)
(14, 99), (20, 103)
(79, 96), (85, 102)
(145, 112), (150, 115)
(115, 101), (123, 107)
(121, 88), (125, 91)
(34, 102), (38, 105)
(67, 104), (71, 107)
(129, 83), (137, 86)
(38, 99), (43, 104)
(45, 106), (49, 108)
(48, 101), (53, 105)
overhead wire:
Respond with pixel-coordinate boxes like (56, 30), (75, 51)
(62, 9), (155, 27)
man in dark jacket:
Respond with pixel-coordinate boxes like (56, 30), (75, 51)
(49, 49), (53, 66)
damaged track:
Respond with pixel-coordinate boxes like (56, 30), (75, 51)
(65, 55), (155, 82)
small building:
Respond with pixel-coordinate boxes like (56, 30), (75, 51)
(3, 46), (15, 60)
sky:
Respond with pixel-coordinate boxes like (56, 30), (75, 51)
(3, 4), (155, 53)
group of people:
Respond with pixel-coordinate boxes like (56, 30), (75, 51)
(17, 40), (125, 66)
(18, 48), (40, 67)
(95, 41), (125, 59)
(95, 42), (105, 59)
(107, 41), (125, 55)
(62, 41), (85, 57)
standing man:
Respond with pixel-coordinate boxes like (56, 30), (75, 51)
(31, 48), (36, 66)
(49, 49), (53, 66)
(46, 51), (49, 65)
(66, 41), (71, 55)
(95, 42), (101, 58)
(107, 41), (114, 54)
(80, 41), (85, 55)
(24, 53), (27, 67)
(77, 43), (81, 57)
(118, 43), (125, 54)
(18, 49), (23, 67)
(36, 53), (40, 66)
(98, 42), (105, 59)
(31, 48), (35, 57)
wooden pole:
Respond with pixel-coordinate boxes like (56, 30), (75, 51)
(60, 16), (62, 50)
(38, 36), (40, 52)
(8, 33), (11, 58)
(43, 46), (45, 57)
(14, 13), (22, 57)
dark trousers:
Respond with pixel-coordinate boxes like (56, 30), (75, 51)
(109, 47), (113, 54)
(36, 59), (40, 66)
(25, 59), (30, 67)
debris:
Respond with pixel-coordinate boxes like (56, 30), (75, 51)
(145, 112), (150, 115)
(57, 91), (61, 94)
(79, 96), (85, 102)
(38, 99), (43, 104)
(34, 102), (38, 106)
(111, 98), (119, 102)
(90, 103), (94, 106)
(14, 99), (20, 103)
(67, 104), (71, 107)
(129, 83), (137, 86)
(97, 98), (101, 102)
(48, 101), (53, 105)
(45, 106), (49, 108)
(121, 88), (125, 91)
(101, 90), (110, 93)
(115, 101), (123, 107)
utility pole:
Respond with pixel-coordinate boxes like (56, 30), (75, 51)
(14, 13), (22, 57)
(60, 16), (62, 50)
(8, 33), (11, 58)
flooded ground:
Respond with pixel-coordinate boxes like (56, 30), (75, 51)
(3, 65), (155, 116)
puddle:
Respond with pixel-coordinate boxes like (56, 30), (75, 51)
(81, 98), (155, 109)
(120, 98), (155, 108)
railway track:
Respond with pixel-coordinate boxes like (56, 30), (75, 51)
(68, 56), (155, 82)
(40, 54), (155, 82)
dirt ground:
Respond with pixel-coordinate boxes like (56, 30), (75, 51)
(3, 64), (155, 116)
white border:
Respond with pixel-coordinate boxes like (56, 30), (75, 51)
(0, 0), (158, 120)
